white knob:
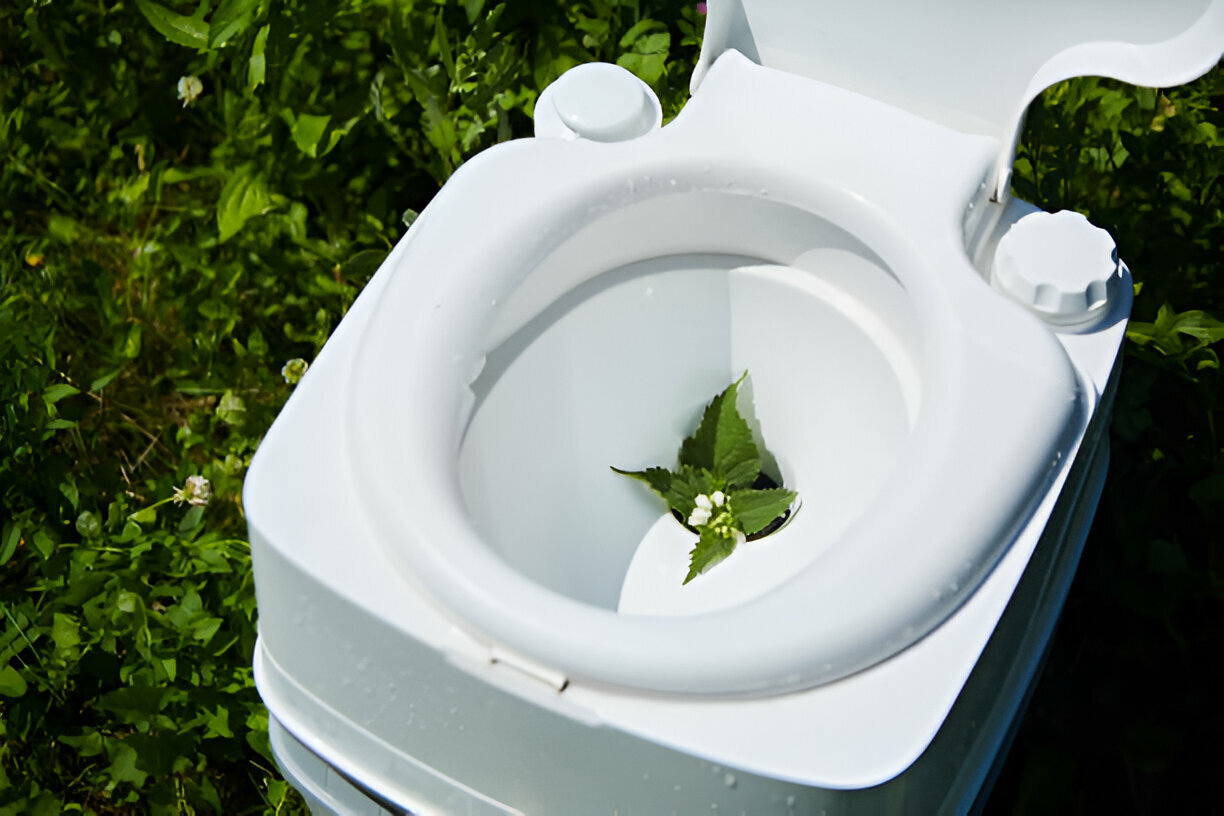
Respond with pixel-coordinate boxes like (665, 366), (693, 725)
(991, 210), (1120, 325)
(534, 63), (661, 142)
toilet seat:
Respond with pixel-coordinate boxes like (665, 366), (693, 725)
(343, 52), (1085, 695)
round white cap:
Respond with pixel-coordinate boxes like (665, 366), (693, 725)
(991, 210), (1120, 325)
(535, 62), (660, 142)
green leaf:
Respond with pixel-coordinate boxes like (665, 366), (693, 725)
(52, 613), (81, 650)
(133, 0), (209, 49)
(732, 488), (797, 536)
(76, 510), (102, 539)
(464, 0), (486, 24)
(59, 730), (105, 757)
(89, 368), (123, 392)
(0, 524), (20, 565)
(179, 505), (205, 533)
(216, 164), (271, 242)
(104, 741), (148, 788)
(610, 465), (673, 498)
(0, 664), (28, 698)
(131, 506), (157, 525)
(59, 479), (79, 510)
(618, 19), (662, 49)
(434, 10), (457, 87)
(247, 24), (269, 90)
(209, 0), (259, 47)
(617, 53), (668, 86)
(663, 465), (714, 519)
(612, 464), (715, 521)
(120, 323), (143, 358)
(685, 528), (737, 584)
(340, 249), (388, 281)
(31, 529), (55, 559)
(679, 373), (760, 487)
(286, 112), (331, 158)
(42, 383), (79, 405)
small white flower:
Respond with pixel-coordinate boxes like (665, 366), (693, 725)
(694, 493), (712, 510)
(177, 75), (203, 107)
(688, 506), (712, 527)
(711, 490), (725, 507)
(281, 358), (309, 384)
(174, 475), (212, 507)
(734, 529), (746, 546)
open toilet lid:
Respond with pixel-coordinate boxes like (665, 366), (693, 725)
(695, 0), (1224, 198)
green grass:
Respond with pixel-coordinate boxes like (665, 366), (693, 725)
(1, 2), (1220, 812)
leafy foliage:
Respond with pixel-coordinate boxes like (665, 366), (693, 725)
(986, 68), (1224, 814)
(614, 374), (797, 583)
(0, 0), (702, 812)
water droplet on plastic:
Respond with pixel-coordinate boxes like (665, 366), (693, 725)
(702, 165), (711, 174)
(674, 785), (682, 792)
(723, 773), (736, 788)
(490, 299), (498, 307)
(357, 657), (371, 670)
(642, 772), (650, 780)
(645, 286), (655, 296)
(786, 796), (795, 806)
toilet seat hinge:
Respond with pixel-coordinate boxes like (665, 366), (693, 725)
(489, 647), (570, 692)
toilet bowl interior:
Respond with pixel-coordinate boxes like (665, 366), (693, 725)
(457, 192), (922, 609)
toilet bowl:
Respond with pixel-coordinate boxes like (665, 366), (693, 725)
(345, 50), (1087, 696)
(247, 1), (1224, 812)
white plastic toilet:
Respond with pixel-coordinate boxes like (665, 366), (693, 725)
(246, 2), (1224, 813)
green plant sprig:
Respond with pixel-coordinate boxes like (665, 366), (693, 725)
(613, 373), (797, 584)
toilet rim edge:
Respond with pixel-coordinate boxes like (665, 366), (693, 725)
(338, 131), (1085, 695)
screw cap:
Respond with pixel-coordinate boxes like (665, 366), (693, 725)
(992, 210), (1120, 325)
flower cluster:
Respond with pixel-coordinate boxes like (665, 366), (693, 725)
(687, 491), (747, 546)
(173, 475), (212, 507)
(281, 357), (309, 384)
(686, 490), (723, 526)
(176, 75), (203, 107)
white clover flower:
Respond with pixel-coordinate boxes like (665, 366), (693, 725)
(711, 490), (725, 507)
(174, 475), (212, 507)
(281, 358), (309, 384)
(688, 505), (712, 527)
(177, 75), (203, 107)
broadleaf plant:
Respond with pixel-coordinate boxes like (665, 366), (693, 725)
(613, 373), (798, 584)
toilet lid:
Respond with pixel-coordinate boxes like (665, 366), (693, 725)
(694, 0), (1224, 197)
